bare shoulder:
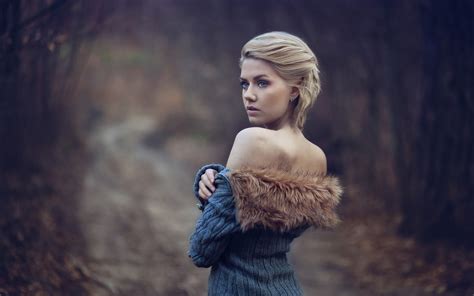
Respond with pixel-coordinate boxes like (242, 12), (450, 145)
(226, 127), (284, 169)
(235, 127), (272, 142)
(304, 141), (327, 175)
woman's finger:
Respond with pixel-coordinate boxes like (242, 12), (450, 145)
(198, 188), (208, 200)
(205, 169), (217, 183)
(199, 180), (212, 197)
(202, 175), (216, 191)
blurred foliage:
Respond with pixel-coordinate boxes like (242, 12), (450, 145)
(0, 0), (110, 294)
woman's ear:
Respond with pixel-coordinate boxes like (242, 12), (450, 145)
(290, 86), (299, 99)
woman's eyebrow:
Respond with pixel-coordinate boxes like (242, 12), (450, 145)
(240, 74), (269, 81)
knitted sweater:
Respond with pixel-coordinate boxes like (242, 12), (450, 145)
(188, 163), (343, 295)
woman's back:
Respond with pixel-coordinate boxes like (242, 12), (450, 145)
(227, 127), (326, 176)
(270, 128), (327, 175)
(209, 228), (308, 295)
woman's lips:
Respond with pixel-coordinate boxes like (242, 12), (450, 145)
(246, 106), (260, 111)
(246, 106), (260, 116)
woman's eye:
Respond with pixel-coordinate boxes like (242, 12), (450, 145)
(240, 81), (249, 89)
(257, 80), (268, 88)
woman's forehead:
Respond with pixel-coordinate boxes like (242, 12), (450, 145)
(240, 58), (276, 79)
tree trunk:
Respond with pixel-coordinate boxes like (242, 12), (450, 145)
(400, 0), (474, 245)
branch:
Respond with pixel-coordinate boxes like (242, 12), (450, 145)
(14, 0), (69, 32)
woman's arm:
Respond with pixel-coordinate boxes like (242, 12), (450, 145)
(188, 171), (240, 267)
(193, 163), (226, 210)
(189, 128), (277, 267)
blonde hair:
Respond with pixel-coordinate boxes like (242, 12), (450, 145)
(239, 31), (321, 130)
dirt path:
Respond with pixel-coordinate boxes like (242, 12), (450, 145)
(292, 230), (366, 296)
(79, 116), (208, 295)
(78, 115), (367, 295)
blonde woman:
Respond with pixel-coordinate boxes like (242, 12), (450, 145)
(188, 31), (343, 295)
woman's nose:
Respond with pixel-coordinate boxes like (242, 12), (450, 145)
(243, 87), (257, 101)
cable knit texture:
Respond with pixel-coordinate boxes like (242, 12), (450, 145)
(188, 163), (343, 295)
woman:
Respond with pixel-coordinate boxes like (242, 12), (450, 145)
(188, 31), (343, 295)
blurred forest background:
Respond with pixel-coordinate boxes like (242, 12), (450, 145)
(1, 0), (473, 295)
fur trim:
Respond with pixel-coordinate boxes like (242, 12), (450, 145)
(228, 167), (343, 232)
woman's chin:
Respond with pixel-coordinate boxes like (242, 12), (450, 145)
(248, 118), (262, 126)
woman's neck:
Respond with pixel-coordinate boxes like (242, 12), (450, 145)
(264, 122), (302, 136)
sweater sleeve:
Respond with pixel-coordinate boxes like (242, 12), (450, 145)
(188, 170), (240, 268)
(193, 163), (226, 210)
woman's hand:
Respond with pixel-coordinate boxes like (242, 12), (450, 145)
(198, 169), (218, 200)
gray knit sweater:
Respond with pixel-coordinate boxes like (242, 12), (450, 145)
(188, 163), (343, 295)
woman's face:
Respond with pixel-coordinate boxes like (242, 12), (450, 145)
(239, 58), (298, 130)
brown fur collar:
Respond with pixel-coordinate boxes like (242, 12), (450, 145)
(227, 167), (343, 233)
